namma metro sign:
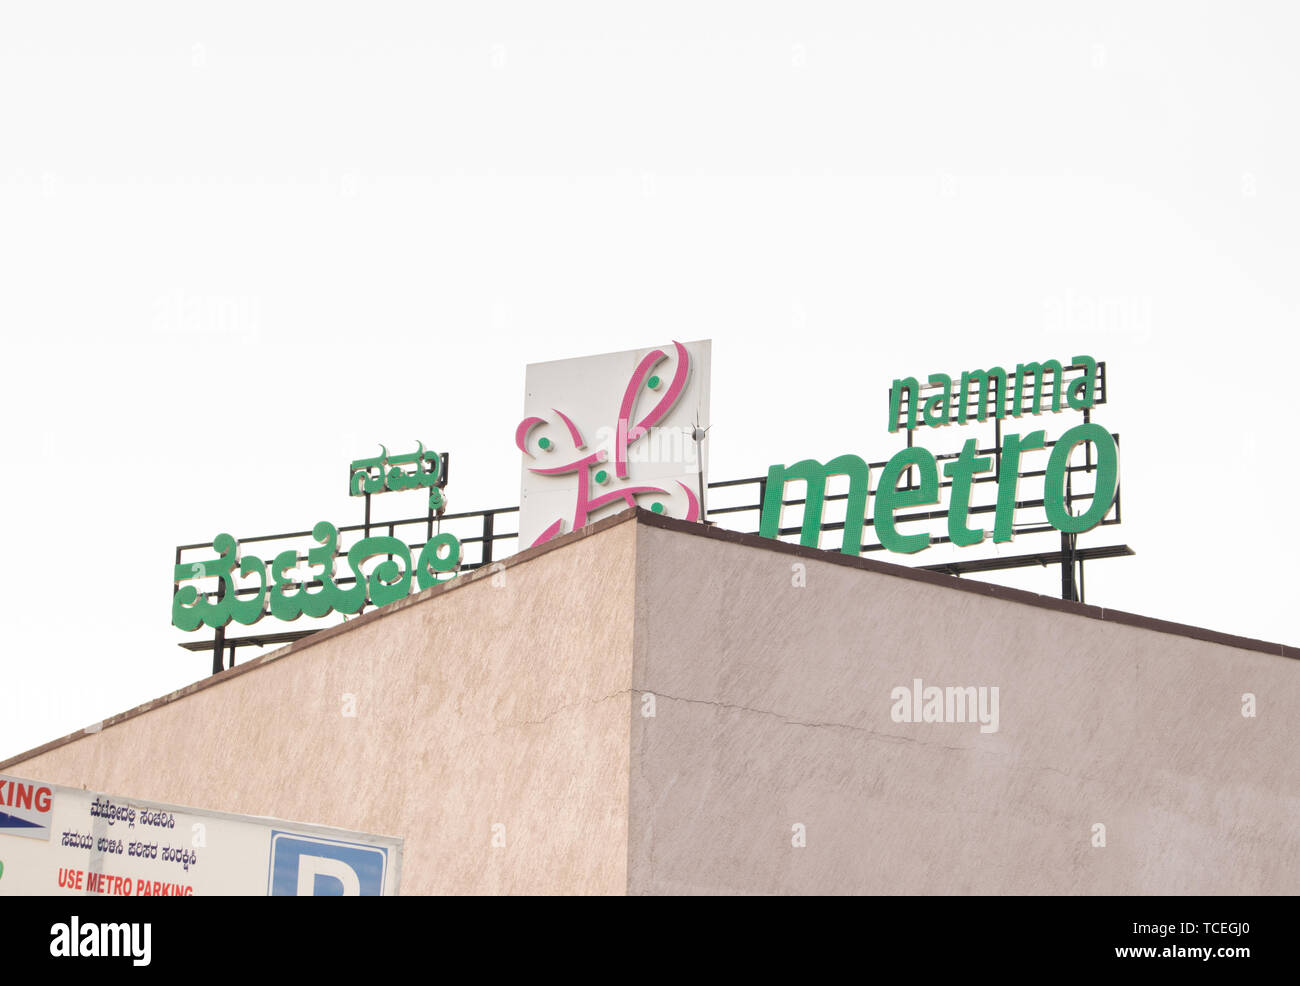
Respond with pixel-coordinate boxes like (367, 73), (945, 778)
(760, 355), (1118, 555)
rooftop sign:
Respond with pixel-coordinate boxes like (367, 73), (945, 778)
(349, 441), (447, 511)
(516, 339), (711, 547)
(887, 356), (1102, 432)
(171, 344), (1123, 668)
(172, 443), (461, 632)
(760, 355), (1119, 556)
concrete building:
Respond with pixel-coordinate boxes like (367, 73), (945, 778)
(3, 508), (1295, 894)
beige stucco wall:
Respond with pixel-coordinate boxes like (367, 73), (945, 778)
(628, 520), (1300, 894)
(6, 519), (638, 895)
(6, 510), (1296, 894)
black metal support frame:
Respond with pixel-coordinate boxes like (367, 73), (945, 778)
(177, 379), (1130, 672)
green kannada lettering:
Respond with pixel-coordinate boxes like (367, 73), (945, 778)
(174, 525), (461, 630)
(349, 444), (389, 496)
(325, 523), (368, 615)
(171, 533), (238, 631)
(228, 554), (268, 625)
(177, 440), (457, 634)
(269, 548), (308, 622)
(350, 536), (412, 608)
(416, 532), (462, 588)
(351, 441), (442, 497)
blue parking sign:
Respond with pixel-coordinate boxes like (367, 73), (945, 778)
(267, 831), (389, 896)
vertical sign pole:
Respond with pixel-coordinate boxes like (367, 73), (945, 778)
(696, 451), (708, 525)
(1060, 532), (1075, 602)
(1061, 471), (1076, 601)
(906, 424), (915, 490)
(212, 578), (226, 676)
(1080, 405), (1092, 597)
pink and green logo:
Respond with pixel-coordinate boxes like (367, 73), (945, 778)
(516, 340), (702, 547)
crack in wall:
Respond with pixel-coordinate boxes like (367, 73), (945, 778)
(483, 683), (1011, 755)
(483, 688), (632, 734)
(645, 689), (999, 756)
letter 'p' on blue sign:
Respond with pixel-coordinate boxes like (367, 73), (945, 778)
(267, 831), (389, 896)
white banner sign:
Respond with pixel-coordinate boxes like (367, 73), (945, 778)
(516, 339), (712, 548)
(0, 774), (402, 896)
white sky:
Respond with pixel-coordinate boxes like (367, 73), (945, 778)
(2, 2), (1297, 760)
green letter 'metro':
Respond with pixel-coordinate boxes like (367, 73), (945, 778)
(1044, 423), (1119, 534)
(874, 448), (940, 554)
(760, 455), (870, 556)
